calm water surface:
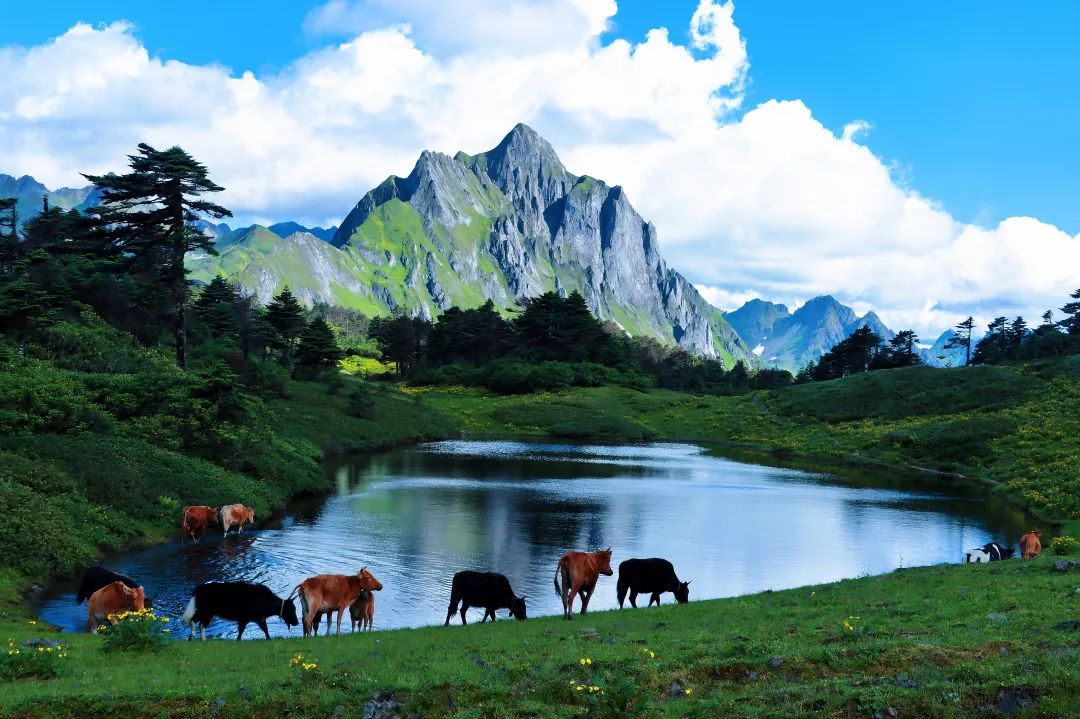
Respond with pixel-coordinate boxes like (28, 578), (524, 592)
(38, 440), (1026, 638)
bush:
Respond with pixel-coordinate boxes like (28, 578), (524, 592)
(1, 639), (68, 680)
(99, 609), (171, 652)
(1049, 536), (1080, 556)
(550, 416), (656, 441)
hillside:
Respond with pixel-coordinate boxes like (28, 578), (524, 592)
(0, 174), (99, 228)
(189, 124), (757, 365)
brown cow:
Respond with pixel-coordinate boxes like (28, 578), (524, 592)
(553, 548), (613, 620)
(350, 591), (375, 632)
(220, 503), (255, 536)
(1020, 530), (1042, 559)
(181, 505), (218, 542)
(86, 581), (145, 633)
(295, 568), (383, 636)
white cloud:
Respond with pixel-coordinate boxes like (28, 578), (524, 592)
(0, 1), (1075, 340)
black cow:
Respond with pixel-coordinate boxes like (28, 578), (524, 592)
(444, 571), (526, 625)
(617, 558), (690, 608)
(76, 566), (153, 608)
(180, 581), (298, 640)
(983, 542), (1015, 561)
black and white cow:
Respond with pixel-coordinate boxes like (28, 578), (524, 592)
(76, 566), (152, 608)
(616, 558), (690, 608)
(180, 581), (298, 640)
(965, 542), (1015, 563)
(444, 571), (526, 625)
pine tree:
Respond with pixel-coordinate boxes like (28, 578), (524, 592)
(297, 317), (343, 368)
(1059, 289), (1080, 335)
(194, 276), (239, 338)
(885, 329), (923, 367)
(0, 197), (17, 269)
(83, 144), (231, 368)
(265, 287), (307, 367)
(1006, 316), (1028, 353)
(944, 316), (975, 366)
(972, 317), (1009, 364)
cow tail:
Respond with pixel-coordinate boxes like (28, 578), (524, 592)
(553, 561), (562, 599)
(180, 596), (196, 628)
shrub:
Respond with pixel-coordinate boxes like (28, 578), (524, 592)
(1049, 535), (1080, 556)
(99, 609), (171, 653)
(1, 639), (68, 680)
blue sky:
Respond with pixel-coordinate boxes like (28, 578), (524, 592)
(1, 0), (1077, 335)
(4, 0), (1077, 232)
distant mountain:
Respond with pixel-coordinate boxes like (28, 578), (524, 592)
(926, 329), (980, 368)
(193, 220), (233, 240)
(724, 295), (899, 371)
(191, 124), (756, 365)
(0, 174), (100, 227)
(268, 222), (337, 243)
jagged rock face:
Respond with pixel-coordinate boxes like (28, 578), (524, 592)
(328, 124), (754, 364)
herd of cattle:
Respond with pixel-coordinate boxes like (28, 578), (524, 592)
(73, 506), (693, 639)
(71, 504), (1042, 640)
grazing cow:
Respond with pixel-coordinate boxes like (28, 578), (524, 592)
(1020, 530), (1042, 559)
(966, 542), (1015, 563)
(553, 548), (613, 620)
(219, 504), (255, 536)
(86, 581), (145, 633)
(617, 558), (690, 608)
(444, 571), (527, 626)
(295, 568), (383, 637)
(180, 581), (298, 640)
(181, 505), (218, 542)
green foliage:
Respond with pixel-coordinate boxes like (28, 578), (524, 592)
(1048, 535), (1080, 555)
(296, 316), (343, 370)
(98, 609), (171, 653)
(1, 639), (68, 681)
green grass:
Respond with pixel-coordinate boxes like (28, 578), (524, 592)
(3, 556), (1079, 717)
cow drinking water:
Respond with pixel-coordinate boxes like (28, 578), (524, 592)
(76, 566), (144, 605)
(180, 581), (298, 640)
(616, 558), (690, 608)
(554, 548), (613, 620)
(444, 571), (526, 625)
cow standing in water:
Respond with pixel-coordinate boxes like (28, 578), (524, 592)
(554, 548), (613, 620)
(617, 558), (690, 608)
(444, 571), (527, 625)
(76, 566), (144, 605)
(181, 505), (218, 542)
(219, 504), (255, 536)
(1020, 530), (1042, 559)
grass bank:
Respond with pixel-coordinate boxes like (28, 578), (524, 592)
(415, 358), (1080, 534)
(3, 556), (1079, 717)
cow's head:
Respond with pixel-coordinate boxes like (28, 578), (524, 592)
(1029, 529), (1043, 538)
(596, 548), (614, 576)
(124, 585), (146, 611)
(674, 580), (691, 604)
(358, 567), (383, 592)
(280, 597), (299, 627)
(244, 507), (255, 523)
(510, 596), (527, 621)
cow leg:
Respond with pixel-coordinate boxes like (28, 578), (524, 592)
(200, 623), (206, 641)
(257, 620), (270, 639)
(629, 591), (638, 608)
(617, 579), (628, 609)
(237, 621), (247, 640)
(579, 586), (592, 615)
(336, 608), (344, 636)
(565, 584), (579, 620)
(460, 603), (470, 625)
